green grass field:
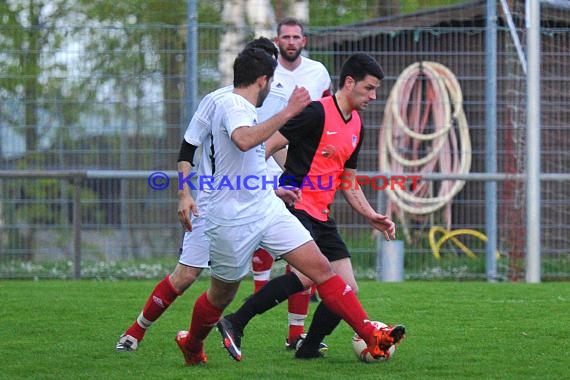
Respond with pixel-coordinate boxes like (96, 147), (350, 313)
(1, 279), (568, 379)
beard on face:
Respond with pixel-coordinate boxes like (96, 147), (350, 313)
(256, 83), (271, 107)
(278, 46), (302, 63)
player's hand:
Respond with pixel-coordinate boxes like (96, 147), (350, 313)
(368, 213), (396, 241)
(275, 186), (301, 207)
(286, 86), (311, 117)
(178, 193), (199, 231)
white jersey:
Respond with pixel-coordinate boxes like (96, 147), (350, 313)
(207, 92), (284, 226)
(184, 85), (233, 178)
(184, 83), (288, 187)
(244, 57), (332, 181)
(257, 84), (288, 178)
(273, 56), (331, 100)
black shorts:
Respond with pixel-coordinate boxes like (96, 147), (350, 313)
(289, 208), (350, 262)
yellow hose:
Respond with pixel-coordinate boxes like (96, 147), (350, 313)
(429, 226), (501, 260)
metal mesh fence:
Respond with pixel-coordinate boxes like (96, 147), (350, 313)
(1, 0), (569, 280)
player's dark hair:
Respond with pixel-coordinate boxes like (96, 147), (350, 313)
(233, 48), (278, 88)
(245, 37), (278, 60)
(339, 53), (384, 88)
(277, 17), (305, 36)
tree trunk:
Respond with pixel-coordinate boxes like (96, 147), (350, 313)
(219, 0), (247, 85)
(246, 0), (276, 38)
(289, 0), (309, 22)
(274, 0), (309, 22)
(219, 0), (278, 84)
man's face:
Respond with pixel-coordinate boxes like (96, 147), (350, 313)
(348, 74), (380, 111)
(275, 25), (306, 63)
(257, 76), (273, 107)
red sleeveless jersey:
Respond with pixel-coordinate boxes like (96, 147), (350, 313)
(279, 95), (363, 221)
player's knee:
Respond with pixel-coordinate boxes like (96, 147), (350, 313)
(308, 265), (337, 286)
(170, 266), (202, 293)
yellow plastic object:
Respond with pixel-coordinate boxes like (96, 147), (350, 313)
(429, 226), (501, 260)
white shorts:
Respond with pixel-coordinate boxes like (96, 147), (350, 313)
(205, 207), (312, 282)
(178, 215), (210, 268)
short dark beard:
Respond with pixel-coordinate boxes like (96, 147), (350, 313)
(279, 46), (302, 63)
(256, 86), (269, 107)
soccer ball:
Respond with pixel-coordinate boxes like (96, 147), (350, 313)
(352, 321), (396, 363)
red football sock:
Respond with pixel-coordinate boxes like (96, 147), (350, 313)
(126, 274), (180, 341)
(125, 321), (146, 342)
(287, 265), (310, 340)
(254, 279), (268, 293)
(285, 265), (310, 340)
(252, 248), (274, 293)
(316, 275), (376, 343)
(185, 292), (223, 352)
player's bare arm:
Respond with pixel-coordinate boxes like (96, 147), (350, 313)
(270, 147), (288, 171)
(177, 160), (198, 231)
(340, 169), (396, 241)
(265, 131), (289, 159)
(231, 86), (310, 151)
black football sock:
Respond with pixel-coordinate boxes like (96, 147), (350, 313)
(302, 302), (341, 350)
(228, 271), (304, 331)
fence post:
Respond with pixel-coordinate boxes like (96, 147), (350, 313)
(72, 177), (82, 280)
(377, 240), (404, 282)
(526, 0), (541, 283)
(485, 0), (498, 282)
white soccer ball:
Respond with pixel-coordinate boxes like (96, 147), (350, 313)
(351, 321), (396, 363)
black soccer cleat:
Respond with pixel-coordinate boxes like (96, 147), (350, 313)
(294, 339), (325, 360)
(217, 315), (243, 361)
(285, 333), (328, 353)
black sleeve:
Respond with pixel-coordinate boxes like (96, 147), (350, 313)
(177, 139), (198, 166)
(279, 101), (325, 144)
(344, 122), (364, 169)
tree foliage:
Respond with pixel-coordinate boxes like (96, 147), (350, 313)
(0, 0), (77, 153)
(308, 0), (464, 26)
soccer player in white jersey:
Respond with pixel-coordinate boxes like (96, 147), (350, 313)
(175, 47), (403, 366)
(219, 53), (405, 361)
(114, 38), (299, 353)
(250, 17), (333, 352)
(273, 17), (331, 100)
